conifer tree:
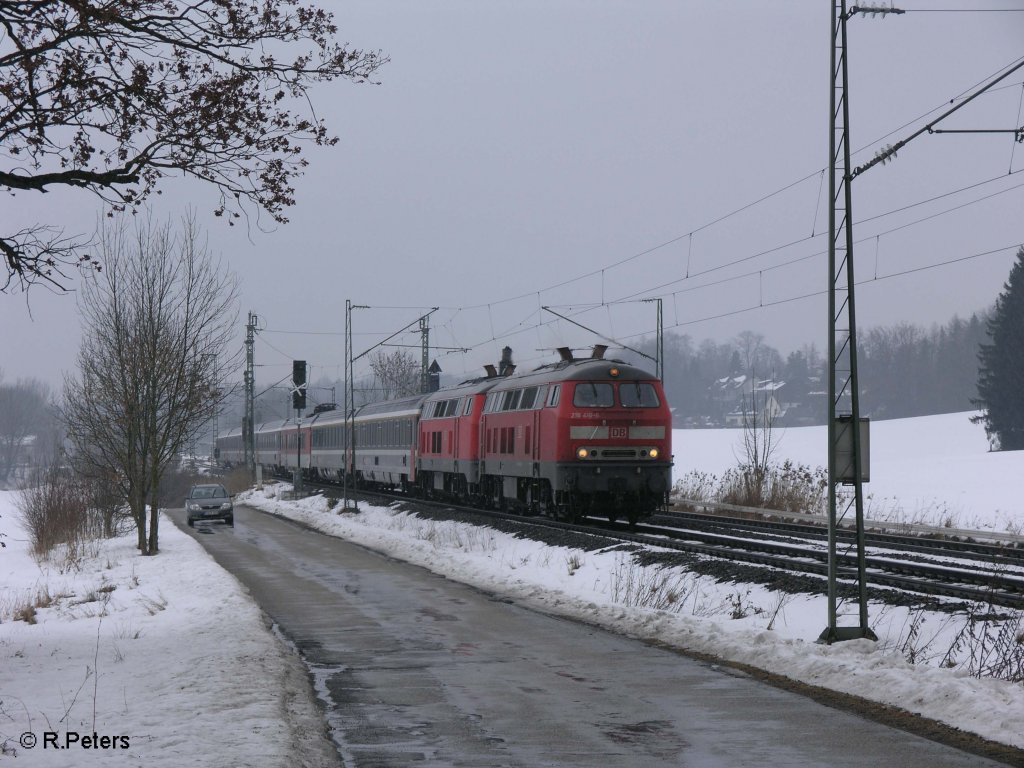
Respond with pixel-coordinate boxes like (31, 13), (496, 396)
(973, 248), (1024, 450)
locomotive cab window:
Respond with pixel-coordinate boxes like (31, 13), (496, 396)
(573, 382), (614, 408)
(619, 382), (661, 408)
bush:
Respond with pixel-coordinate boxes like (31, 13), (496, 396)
(678, 461), (828, 516)
(671, 471), (718, 506)
(719, 461), (828, 515)
(221, 466), (253, 494)
(161, 464), (250, 502)
(17, 464), (107, 558)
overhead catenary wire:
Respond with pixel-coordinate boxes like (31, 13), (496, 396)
(442, 67), (1024, 318)
(249, 67), (1024, 367)
(241, 47), (1024, 375)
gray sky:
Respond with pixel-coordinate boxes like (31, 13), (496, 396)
(4, 1), (1024, 395)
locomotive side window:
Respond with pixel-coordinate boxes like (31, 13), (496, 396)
(519, 387), (538, 410)
(546, 385), (560, 407)
(619, 382), (661, 408)
(500, 389), (521, 411)
(463, 397), (473, 416)
(573, 382), (614, 407)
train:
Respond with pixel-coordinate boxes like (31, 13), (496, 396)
(217, 346), (673, 524)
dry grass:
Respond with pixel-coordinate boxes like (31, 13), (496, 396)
(610, 554), (700, 613)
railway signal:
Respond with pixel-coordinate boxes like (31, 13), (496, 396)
(292, 360), (307, 411)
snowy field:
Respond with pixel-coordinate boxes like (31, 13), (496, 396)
(1, 411), (1023, 765)
(675, 411), (1024, 535)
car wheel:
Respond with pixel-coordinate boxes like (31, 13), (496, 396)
(226, 516), (234, 527)
(187, 518), (195, 528)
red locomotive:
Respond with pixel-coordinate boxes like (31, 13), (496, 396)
(219, 346), (673, 524)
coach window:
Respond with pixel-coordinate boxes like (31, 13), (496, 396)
(573, 382), (614, 407)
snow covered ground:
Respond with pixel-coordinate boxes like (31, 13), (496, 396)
(674, 411), (1024, 535)
(1, 411), (1022, 766)
(0, 497), (334, 767)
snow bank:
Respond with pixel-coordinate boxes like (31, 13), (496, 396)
(0, 492), (330, 767)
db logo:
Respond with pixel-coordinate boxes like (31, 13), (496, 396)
(609, 427), (627, 439)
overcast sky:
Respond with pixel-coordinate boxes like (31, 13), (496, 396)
(3, 1), (1024, 398)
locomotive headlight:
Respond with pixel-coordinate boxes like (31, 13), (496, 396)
(649, 448), (659, 459)
(577, 447), (589, 459)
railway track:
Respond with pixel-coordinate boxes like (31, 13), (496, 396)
(623, 518), (1024, 610)
(284, 478), (1024, 611)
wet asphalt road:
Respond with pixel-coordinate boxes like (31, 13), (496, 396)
(169, 505), (1012, 768)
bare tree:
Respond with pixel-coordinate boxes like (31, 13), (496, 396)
(737, 370), (781, 507)
(0, 0), (386, 292)
(62, 213), (238, 554)
(0, 375), (53, 485)
(368, 350), (420, 401)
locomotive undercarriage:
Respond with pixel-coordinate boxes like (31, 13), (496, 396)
(266, 452), (669, 529)
(415, 468), (668, 527)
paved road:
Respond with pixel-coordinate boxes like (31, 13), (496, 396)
(169, 505), (1013, 767)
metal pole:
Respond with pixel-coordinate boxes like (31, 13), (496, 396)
(824, 0), (841, 645)
(344, 300), (358, 511)
(821, 0), (875, 644)
(420, 315), (430, 394)
(656, 298), (664, 382)
(244, 311), (257, 478)
(294, 408), (302, 495)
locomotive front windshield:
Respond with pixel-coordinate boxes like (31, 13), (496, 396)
(619, 382), (661, 408)
(572, 381), (661, 408)
(573, 382), (614, 408)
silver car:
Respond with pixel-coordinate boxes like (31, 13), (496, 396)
(185, 483), (234, 527)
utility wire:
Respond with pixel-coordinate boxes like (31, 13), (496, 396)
(446, 67), (1024, 316)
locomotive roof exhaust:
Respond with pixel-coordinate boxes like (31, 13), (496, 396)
(486, 345), (609, 377)
(557, 345), (607, 363)
(483, 347), (517, 378)
(499, 346), (516, 376)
